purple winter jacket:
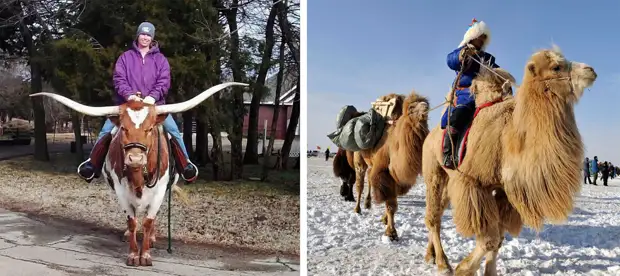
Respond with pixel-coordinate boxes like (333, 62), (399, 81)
(112, 41), (171, 105)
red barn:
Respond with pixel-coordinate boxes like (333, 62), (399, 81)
(242, 71), (299, 140)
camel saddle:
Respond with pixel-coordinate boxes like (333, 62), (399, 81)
(442, 100), (502, 169)
(370, 97), (398, 124)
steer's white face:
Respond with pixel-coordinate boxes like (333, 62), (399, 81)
(115, 101), (163, 168)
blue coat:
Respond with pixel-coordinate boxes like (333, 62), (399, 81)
(591, 159), (599, 173)
(440, 46), (500, 129)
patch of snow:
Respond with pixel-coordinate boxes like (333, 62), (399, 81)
(307, 158), (620, 275)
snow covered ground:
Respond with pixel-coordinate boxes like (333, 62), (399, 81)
(307, 157), (620, 275)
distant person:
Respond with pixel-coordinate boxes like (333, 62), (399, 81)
(591, 156), (599, 185)
(583, 157), (592, 184)
(602, 161), (610, 186)
(325, 148), (330, 161)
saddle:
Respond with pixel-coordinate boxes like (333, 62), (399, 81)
(370, 97), (398, 124)
(442, 99), (502, 169)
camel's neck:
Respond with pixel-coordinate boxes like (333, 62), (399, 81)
(511, 82), (581, 153)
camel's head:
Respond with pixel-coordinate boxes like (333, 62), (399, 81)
(470, 66), (516, 105)
(402, 91), (429, 122)
(525, 45), (597, 102)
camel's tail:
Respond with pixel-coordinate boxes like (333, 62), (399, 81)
(333, 148), (354, 181)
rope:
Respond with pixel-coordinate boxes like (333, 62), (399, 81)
(446, 55), (467, 170)
(167, 181), (172, 253)
(166, 136), (175, 254)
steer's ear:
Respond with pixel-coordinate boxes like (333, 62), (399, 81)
(155, 114), (167, 125)
(108, 115), (120, 126)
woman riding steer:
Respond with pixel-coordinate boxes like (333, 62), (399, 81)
(440, 18), (500, 169)
(78, 22), (199, 183)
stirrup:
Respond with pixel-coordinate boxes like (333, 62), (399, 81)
(77, 158), (96, 182)
(181, 160), (198, 182)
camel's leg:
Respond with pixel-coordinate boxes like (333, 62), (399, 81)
(126, 216), (140, 266)
(345, 174), (355, 202)
(140, 218), (155, 266)
(450, 181), (502, 276)
(364, 180), (372, 209)
(384, 197), (399, 241)
(424, 169), (451, 273)
(353, 154), (368, 214)
(482, 234), (504, 276)
(454, 228), (502, 276)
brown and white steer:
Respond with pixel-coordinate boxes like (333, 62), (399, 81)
(30, 82), (248, 266)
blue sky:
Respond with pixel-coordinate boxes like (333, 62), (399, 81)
(308, 0), (620, 164)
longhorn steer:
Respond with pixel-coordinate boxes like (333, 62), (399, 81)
(31, 82), (249, 266)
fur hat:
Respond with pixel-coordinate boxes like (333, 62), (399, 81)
(458, 18), (491, 51)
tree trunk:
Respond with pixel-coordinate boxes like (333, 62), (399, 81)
(208, 116), (225, 181)
(223, 0), (245, 180)
(276, 0), (299, 67)
(71, 111), (83, 165)
(262, 38), (286, 180)
(244, 4), (278, 165)
(280, 77), (299, 170)
(19, 20), (49, 161)
(182, 111), (194, 160)
(195, 112), (210, 166)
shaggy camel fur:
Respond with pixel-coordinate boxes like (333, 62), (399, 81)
(351, 91), (430, 241)
(333, 147), (356, 202)
(422, 46), (597, 275)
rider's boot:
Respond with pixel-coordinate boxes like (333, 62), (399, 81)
(169, 138), (198, 182)
(442, 126), (460, 169)
(77, 133), (113, 183)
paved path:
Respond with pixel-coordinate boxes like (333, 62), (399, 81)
(0, 209), (299, 276)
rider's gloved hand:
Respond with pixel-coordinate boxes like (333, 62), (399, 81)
(459, 44), (478, 61)
(143, 96), (156, 105)
(128, 94), (142, 102)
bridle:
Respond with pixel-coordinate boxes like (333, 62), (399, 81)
(541, 61), (574, 95)
(121, 126), (162, 188)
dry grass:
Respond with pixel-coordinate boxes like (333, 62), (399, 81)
(0, 152), (300, 256)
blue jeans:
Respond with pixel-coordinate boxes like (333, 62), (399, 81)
(93, 114), (189, 159)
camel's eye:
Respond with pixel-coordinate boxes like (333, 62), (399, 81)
(552, 65), (561, 72)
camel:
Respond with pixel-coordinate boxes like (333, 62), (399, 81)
(349, 91), (430, 241)
(421, 46), (597, 275)
(333, 147), (356, 202)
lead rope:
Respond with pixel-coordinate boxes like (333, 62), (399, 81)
(166, 132), (174, 254)
(167, 176), (172, 253)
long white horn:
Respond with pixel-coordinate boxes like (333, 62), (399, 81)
(30, 92), (119, 116)
(155, 82), (249, 114)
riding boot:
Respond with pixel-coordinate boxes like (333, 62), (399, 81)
(442, 127), (460, 169)
(78, 133), (112, 183)
(169, 138), (198, 182)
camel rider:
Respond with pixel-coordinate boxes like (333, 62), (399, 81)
(77, 22), (199, 183)
(440, 18), (500, 169)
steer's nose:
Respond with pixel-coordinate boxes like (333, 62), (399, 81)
(126, 153), (145, 167)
